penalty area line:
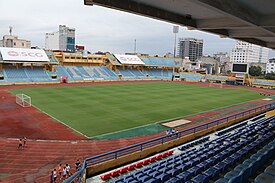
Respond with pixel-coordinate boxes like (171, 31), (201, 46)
(90, 123), (156, 139)
(31, 105), (89, 139)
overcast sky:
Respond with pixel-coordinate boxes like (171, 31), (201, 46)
(0, 0), (274, 58)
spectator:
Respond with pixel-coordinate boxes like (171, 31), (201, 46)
(23, 137), (27, 147)
(50, 171), (54, 183)
(62, 166), (67, 179)
(18, 139), (23, 150)
(166, 130), (170, 136)
(66, 164), (70, 176)
(58, 164), (62, 180)
(75, 159), (81, 171)
(53, 168), (57, 182)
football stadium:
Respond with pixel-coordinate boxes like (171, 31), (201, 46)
(0, 1), (275, 183)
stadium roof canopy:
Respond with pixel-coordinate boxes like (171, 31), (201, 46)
(84, 0), (275, 49)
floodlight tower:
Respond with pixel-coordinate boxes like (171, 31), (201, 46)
(9, 26), (13, 35)
(134, 39), (137, 54)
(172, 26), (179, 80)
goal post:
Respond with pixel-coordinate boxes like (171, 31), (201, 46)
(16, 94), (31, 107)
(209, 82), (223, 89)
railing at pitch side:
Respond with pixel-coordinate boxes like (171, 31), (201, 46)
(64, 102), (274, 183)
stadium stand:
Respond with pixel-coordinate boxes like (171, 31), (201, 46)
(182, 73), (202, 82)
(55, 65), (73, 81)
(98, 116), (274, 183)
(253, 79), (275, 88)
(129, 70), (146, 78)
(4, 68), (33, 82)
(205, 75), (228, 82)
(2, 64), (275, 88)
(141, 57), (181, 67)
(45, 51), (59, 63)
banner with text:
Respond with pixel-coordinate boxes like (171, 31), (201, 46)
(114, 54), (145, 65)
(0, 47), (50, 62)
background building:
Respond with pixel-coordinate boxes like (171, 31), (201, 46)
(266, 58), (275, 73)
(45, 32), (59, 50)
(230, 41), (268, 64)
(177, 38), (203, 62)
(213, 52), (230, 74)
(197, 56), (219, 74)
(45, 25), (75, 52)
(0, 35), (31, 48)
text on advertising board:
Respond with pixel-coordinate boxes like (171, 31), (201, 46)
(8, 51), (43, 57)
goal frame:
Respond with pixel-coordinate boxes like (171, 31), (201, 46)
(16, 94), (32, 107)
(208, 82), (223, 89)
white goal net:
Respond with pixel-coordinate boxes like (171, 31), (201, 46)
(16, 94), (31, 107)
(209, 83), (223, 89)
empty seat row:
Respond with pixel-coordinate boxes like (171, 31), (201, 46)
(101, 151), (174, 181)
(216, 138), (275, 183)
(254, 161), (275, 183)
(178, 136), (209, 151)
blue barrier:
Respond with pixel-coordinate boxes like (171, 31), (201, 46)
(64, 102), (274, 183)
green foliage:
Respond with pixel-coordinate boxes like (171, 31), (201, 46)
(226, 70), (231, 74)
(265, 72), (275, 80)
(11, 83), (263, 137)
(249, 66), (262, 76)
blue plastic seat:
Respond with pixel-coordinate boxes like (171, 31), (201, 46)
(255, 173), (275, 183)
(203, 167), (219, 179)
(150, 171), (162, 178)
(180, 162), (191, 171)
(145, 177), (159, 183)
(215, 178), (229, 183)
(214, 161), (228, 172)
(188, 165), (203, 176)
(166, 168), (181, 176)
(224, 170), (240, 180)
(165, 177), (181, 183)
(264, 165), (275, 177)
(138, 174), (151, 182)
(192, 173), (209, 183)
(177, 171), (193, 181)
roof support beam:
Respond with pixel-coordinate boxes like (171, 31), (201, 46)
(201, 29), (229, 37)
(229, 29), (274, 38)
(195, 0), (260, 25)
(197, 18), (250, 30)
(260, 14), (275, 28)
(84, 0), (197, 28)
(195, 0), (275, 39)
(266, 42), (275, 49)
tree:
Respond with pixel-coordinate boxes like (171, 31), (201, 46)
(249, 66), (262, 76)
(265, 72), (275, 80)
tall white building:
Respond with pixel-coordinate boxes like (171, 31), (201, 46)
(266, 58), (275, 73)
(45, 32), (59, 50)
(230, 41), (268, 64)
(45, 25), (75, 52)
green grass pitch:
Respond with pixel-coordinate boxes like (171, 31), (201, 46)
(11, 82), (264, 137)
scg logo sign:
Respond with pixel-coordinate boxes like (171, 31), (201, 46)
(119, 57), (139, 62)
(7, 51), (43, 57)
